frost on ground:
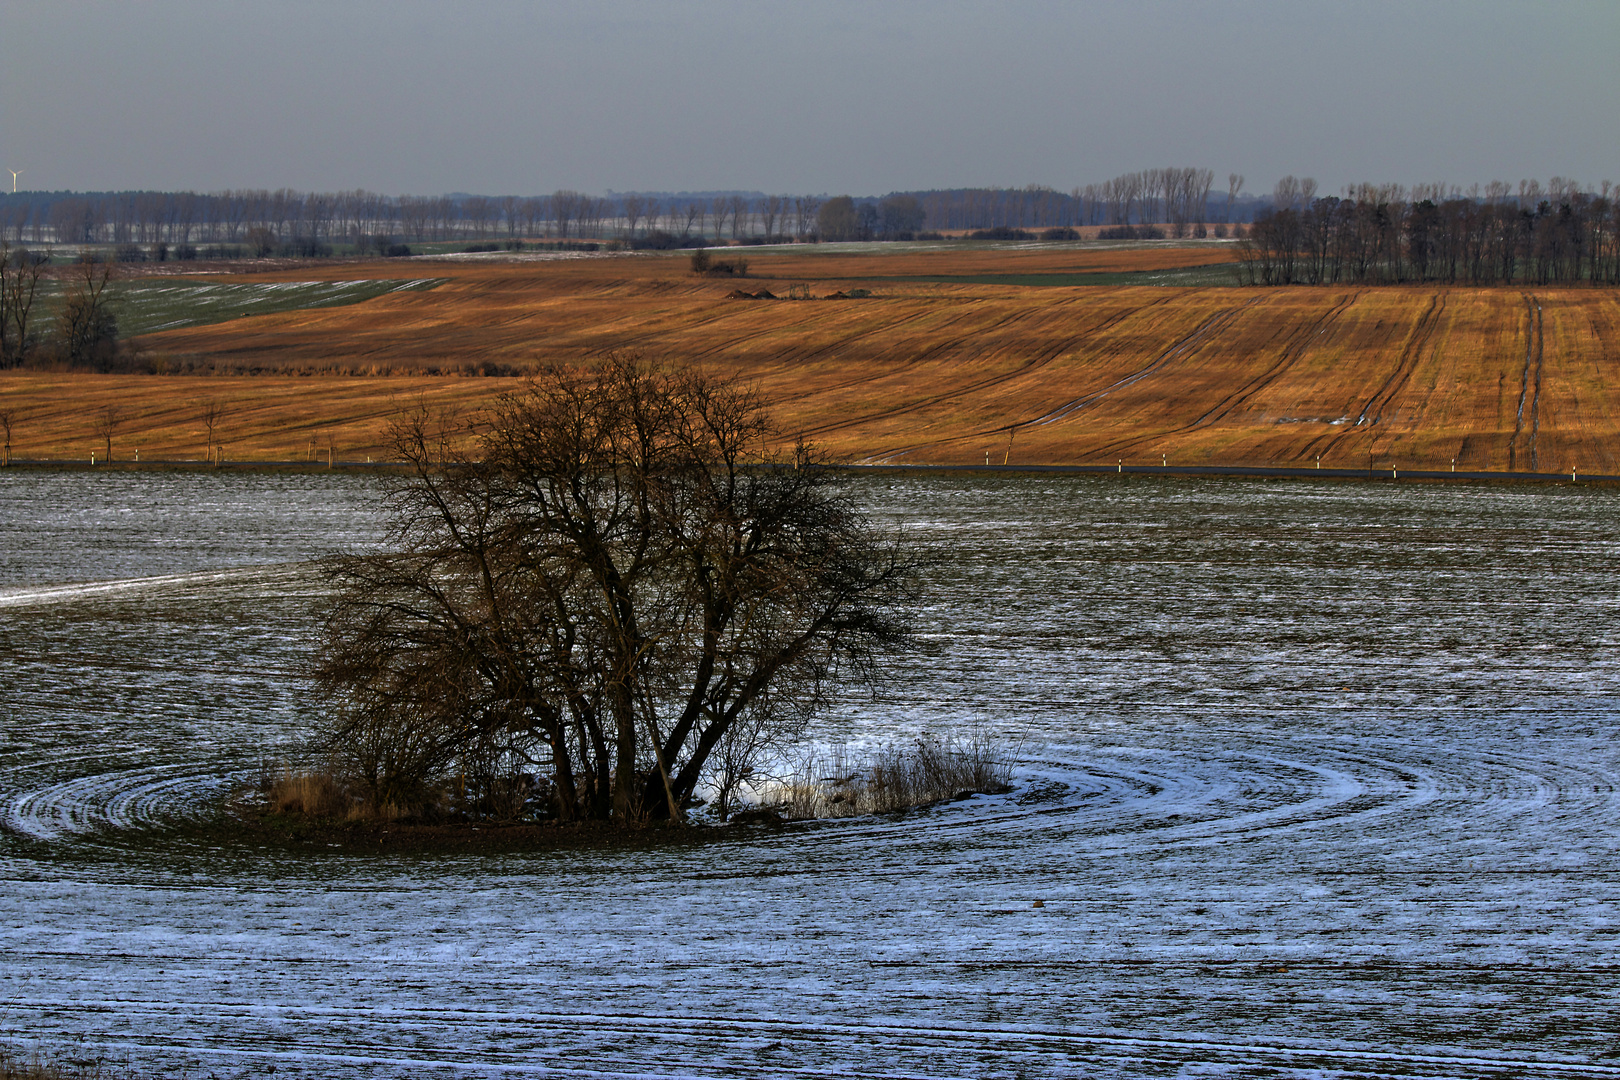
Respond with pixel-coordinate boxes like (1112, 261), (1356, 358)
(112, 278), (444, 336)
(0, 473), (1618, 1078)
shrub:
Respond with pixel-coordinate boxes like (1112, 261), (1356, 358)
(756, 729), (1015, 820)
(1041, 227), (1081, 240)
(278, 239), (333, 258)
(245, 226), (277, 257)
(1096, 224), (1166, 240)
(631, 231), (709, 250)
(266, 767), (352, 817)
(967, 226), (1034, 241)
(697, 254), (749, 276)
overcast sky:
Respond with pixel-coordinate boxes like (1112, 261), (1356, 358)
(3, 0), (1616, 198)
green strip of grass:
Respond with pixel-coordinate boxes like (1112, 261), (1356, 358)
(111, 277), (446, 337)
(847, 263), (1242, 287)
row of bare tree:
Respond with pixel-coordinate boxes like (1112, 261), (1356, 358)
(912, 170), (1231, 233)
(1237, 177), (1620, 285)
(0, 397), (344, 467)
(0, 189), (837, 247)
(3, 174), (1241, 250)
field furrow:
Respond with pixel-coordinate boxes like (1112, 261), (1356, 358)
(3, 248), (1618, 470)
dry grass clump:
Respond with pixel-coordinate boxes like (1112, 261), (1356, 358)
(0, 1043), (138, 1080)
(265, 767), (352, 817)
(763, 730), (1015, 820)
(257, 761), (539, 825)
(260, 764), (411, 823)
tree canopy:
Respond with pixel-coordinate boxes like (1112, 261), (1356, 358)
(314, 357), (914, 822)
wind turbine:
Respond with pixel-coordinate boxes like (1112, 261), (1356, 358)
(6, 170), (19, 194)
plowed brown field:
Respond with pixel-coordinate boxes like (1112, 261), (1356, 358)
(4, 247), (1619, 472)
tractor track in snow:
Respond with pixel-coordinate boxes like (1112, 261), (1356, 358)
(5, 473), (1620, 1078)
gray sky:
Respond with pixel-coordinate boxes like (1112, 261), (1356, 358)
(3, 0), (1616, 198)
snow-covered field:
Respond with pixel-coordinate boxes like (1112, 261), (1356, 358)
(2, 471), (1617, 1078)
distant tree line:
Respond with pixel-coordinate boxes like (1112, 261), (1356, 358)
(0, 171), (1246, 252)
(1237, 177), (1620, 286)
(911, 169), (1229, 235)
(9, 172), (1614, 281)
(0, 189), (830, 250)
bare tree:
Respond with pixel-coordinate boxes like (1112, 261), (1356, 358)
(0, 406), (17, 466)
(1226, 173), (1245, 223)
(760, 195), (785, 240)
(57, 255), (118, 369)
(680, 201), (704, 239)
(522, 196), (547, 238)
(198, 398), (226, 462)
(314, 357), (915, 821)
(710, 196), (730, 242)
(621, 194), (647, 239)
(1273, 175), (1303, 213)
(463, 196), (494, 239)
(793, 196), (821, 239)
(727, 194), (750, 239)
(1, 242), (48, 368)
(95, 405), (121, 462)
(1191, 167), (1215, 230)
